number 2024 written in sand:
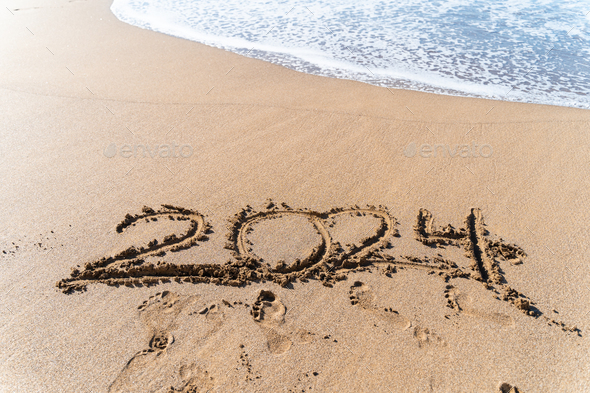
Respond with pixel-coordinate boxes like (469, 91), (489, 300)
(56, 202), (578, 334)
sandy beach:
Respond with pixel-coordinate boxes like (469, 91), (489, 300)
(1, 0), (590, 392)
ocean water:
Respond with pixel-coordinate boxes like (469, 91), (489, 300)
(111, 0), (590, 109)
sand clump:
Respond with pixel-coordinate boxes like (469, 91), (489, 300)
(498, 382), (523, 393)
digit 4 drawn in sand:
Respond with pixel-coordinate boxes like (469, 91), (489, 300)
(57, 202), (579, 334)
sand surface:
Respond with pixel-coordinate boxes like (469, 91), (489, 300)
(1, 1), (590, 392)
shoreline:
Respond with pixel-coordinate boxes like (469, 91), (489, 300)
(109, 0), (590, 111)
(2, 0), (590, 122)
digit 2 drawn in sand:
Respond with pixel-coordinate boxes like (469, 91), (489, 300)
(56, 204), (212, 293)
(57, 202), (578, 333)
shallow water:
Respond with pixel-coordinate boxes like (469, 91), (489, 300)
(111, 0), (590, 109)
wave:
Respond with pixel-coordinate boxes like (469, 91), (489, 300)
(111, 0), (590, 109)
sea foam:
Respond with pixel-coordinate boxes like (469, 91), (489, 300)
(111, 0), (590, 109)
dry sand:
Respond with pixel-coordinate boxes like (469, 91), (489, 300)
(1, 0), (590, 392)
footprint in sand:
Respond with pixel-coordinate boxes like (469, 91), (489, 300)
(445, 286), (514, 327)
(412, 326), (447, 348)
(251, 290), (294, 355)
(109, 291), (221, 393)
(348, 281), (410, 330)
(167, 363), (215, 393)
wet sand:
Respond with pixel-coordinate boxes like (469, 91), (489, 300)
(1, 0), (589, 392)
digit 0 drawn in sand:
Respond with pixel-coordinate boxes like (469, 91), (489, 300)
(57, 202), (579, 334)
(226, 202), (399, 275)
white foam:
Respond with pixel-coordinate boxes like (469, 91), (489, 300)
(111, 0), (590, 109)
